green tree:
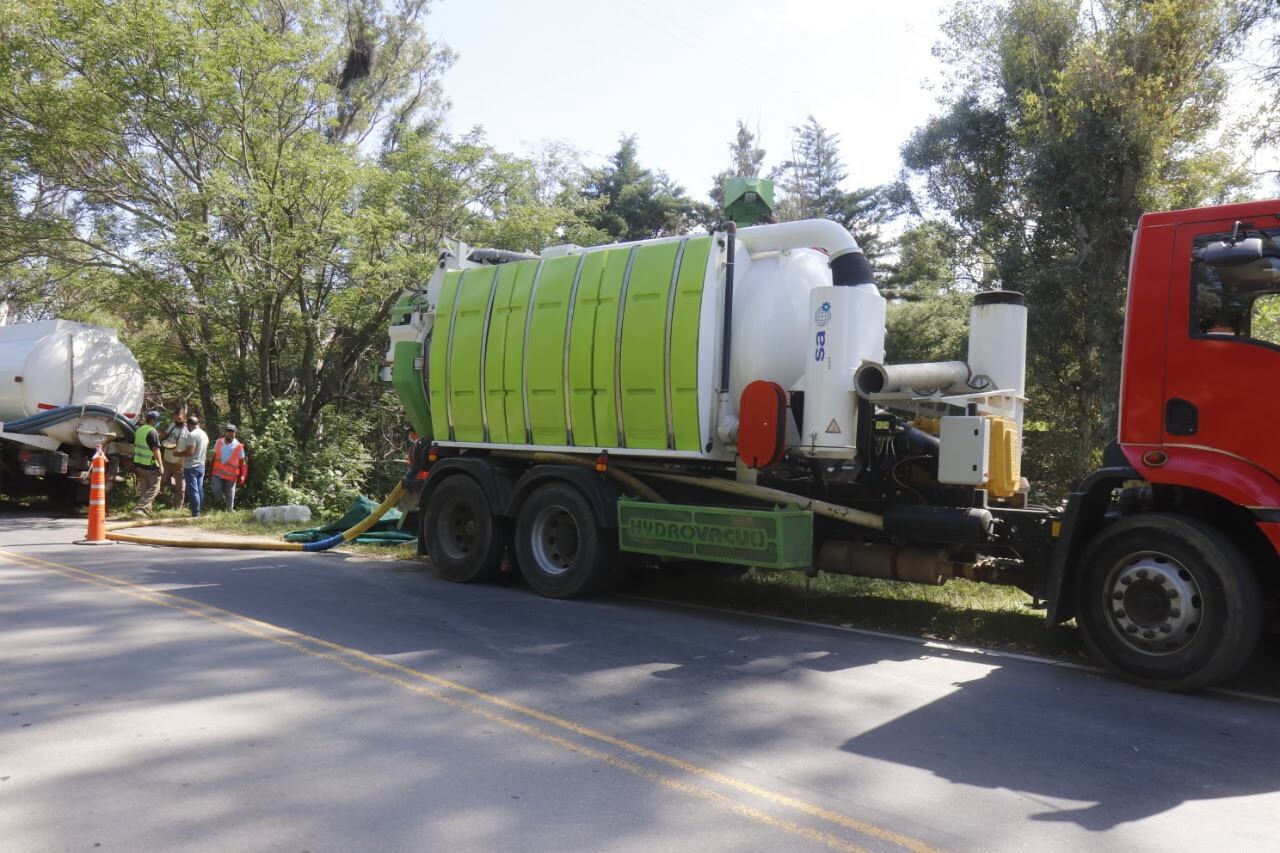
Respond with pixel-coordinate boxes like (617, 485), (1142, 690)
(772, 115), (847, 221)
(0, 0), (449, 431)
(709, 120), (768, 212)
(0, 0), (464, 509)
(771, 116), (909, 265)
(882, 221), (980, 365)
(380, 127), (592, 256)
(905, 0), (1256, 489)
(1250, 1), (1280, 172)
(581, 135), (699, 241)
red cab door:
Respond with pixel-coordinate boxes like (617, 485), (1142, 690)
(1164, 216), (1280, 481)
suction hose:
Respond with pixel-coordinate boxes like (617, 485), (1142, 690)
(3, 403), (137, 436)
(104, 484), (406, 551)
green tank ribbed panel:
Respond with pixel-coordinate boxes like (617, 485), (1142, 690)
(591, 248), (630, 445)
(567, 251), (609, 447)
(526, 255), (577, 444)
(423, 239), (710, 453)
(501, 261), (539, 443)
(483, 264), (522, 445)
(620, 242), (680, 449)
(671, 237), (711, 450)
(449, 267), (496, 442)
(428, 270), (463, 440)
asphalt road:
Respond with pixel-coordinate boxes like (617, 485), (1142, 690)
(2, 508), (1279, 852)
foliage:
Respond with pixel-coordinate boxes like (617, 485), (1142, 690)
(1249, 0), (1280, 166)
(905, 0), (1257, 490)
(882, 221), (977, 366)
(0, 0), (604, 506)
(770, 115), (909, 266)
(579, 135), (705, 241)
(772, 116), (848, 221)
(0, 0), (456, 448)
(245, 399), (371, 515)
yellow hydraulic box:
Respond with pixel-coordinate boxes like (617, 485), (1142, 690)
(986, 416), (1021, 498)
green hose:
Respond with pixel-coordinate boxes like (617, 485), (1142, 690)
(105, 484), (407, 551)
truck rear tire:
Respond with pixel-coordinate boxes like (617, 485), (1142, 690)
(1076, 513), (1262, 691)
(422, 474), (504, 584)
(514, 482), (617, 598)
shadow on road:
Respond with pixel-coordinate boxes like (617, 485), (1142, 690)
(841, 659), (1280, 829)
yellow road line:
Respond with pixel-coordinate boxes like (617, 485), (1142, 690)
(0, 549), (944, 853)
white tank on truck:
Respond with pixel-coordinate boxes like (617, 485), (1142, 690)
(0, 320), (144, 496)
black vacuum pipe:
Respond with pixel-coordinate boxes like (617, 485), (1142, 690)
(719, 221), (736, 394)
(3, 404), (137, 436)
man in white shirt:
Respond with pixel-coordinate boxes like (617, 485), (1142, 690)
(177, 415), (210, 518)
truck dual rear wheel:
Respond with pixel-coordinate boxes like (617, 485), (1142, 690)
(422, 474), (504, 583)
(515, 482), (617, 598)
(1077, 513), (1262, 692)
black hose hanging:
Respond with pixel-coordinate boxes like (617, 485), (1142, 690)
(2, 403), (137, 436)
(719, 221), (736, 394)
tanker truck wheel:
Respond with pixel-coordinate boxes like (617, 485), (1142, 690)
(515, 482), (617, 598)
(421, 474), (505, 584)
(1076, 513), (1262, 691)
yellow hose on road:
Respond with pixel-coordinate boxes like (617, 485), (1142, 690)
(104, 484), (407, 552)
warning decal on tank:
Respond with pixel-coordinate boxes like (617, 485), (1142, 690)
(826, 418), (841, 434)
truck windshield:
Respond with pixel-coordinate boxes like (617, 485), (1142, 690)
(1191, 227), (1280, 347)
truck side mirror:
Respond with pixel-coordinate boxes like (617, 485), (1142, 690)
(1203, 237), (1266, 268)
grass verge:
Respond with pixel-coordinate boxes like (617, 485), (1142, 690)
(623, 566), (1085, 659)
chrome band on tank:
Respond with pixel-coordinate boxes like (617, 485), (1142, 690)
(663, 239), (688, 450)
(521, 260), (546, 445)
(614, 246), (639, 447)
(443, 269), (468, 441)
(562, 253), (587, 445)
(476, 266), (502, 442)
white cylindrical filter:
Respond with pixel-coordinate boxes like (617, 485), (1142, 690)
(800, 284), (887, 458)
(967, 291), (1027, 425)
(729, 248), (832, 405)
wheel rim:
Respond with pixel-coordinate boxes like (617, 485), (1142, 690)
(1102, 551), (1203, 655)
(437, 498), (479, 561)
(529, 504), (580, 576)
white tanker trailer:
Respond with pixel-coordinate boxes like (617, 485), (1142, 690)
(0, 319), (144, 499)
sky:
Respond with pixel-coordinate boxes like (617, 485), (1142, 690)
(427, 0), (952, 201)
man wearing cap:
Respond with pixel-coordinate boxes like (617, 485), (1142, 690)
(209, 423), (248, 512)
(131, 411), (165, 516)
(160, 409), (189, 508)
(176, 414), (209, 518)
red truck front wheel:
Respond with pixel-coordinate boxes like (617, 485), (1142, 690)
(1076, 513), (1262, 691)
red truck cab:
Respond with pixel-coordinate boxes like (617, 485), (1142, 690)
(1048, 199), (1280, 690)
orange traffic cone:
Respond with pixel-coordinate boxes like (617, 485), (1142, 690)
(76, 445), (113, 546)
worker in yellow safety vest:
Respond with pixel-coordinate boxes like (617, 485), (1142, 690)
(209, 423), (248, 511)
(132, 411), (165, 515)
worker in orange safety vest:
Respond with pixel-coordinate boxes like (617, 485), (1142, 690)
(208, 423), (249, 511)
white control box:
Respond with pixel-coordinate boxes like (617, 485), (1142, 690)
(938, 416), (990, 486)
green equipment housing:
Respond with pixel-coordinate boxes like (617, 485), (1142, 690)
(723, 177), (774, 226)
